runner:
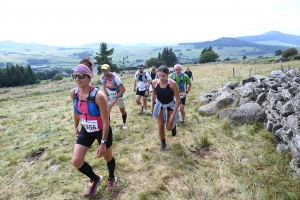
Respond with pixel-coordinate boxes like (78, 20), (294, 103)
(70, 58), (117, 197)
(133, 64), (151, 114)
(151, 65), (180, 151)
(100, 64), (128, 129)
(184, 67), (193, 90)
(149, 65), (158, 94)
(169, 64), (192, 126)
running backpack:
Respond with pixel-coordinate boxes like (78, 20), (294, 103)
(172, 72), (185, 89)
(73, 86), (101, 116)
(135, 72), (148, 83)
(101, 73), (120, 91)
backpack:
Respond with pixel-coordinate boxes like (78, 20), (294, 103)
(101, 73), (119, 91)
(149, 70), (158, 80)
(172, 72), (185, 89)
(135, 72), (148, 83)
(73, 86), (101, 116)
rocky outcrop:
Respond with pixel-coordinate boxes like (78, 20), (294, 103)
(198, 70), (300, 176)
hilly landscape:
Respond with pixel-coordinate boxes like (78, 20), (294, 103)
(0, 31), (299, 72)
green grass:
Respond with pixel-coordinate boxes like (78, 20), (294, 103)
(0, 61), (300, 199)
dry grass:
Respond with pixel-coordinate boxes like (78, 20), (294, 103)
(1, 60), (300, 199)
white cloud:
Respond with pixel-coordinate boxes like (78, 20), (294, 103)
(0, 0), (299, 46)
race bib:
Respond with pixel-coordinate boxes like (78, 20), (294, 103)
(180, 92), (185, 98)
(138, 87), (147, 91)
(108, 91), (117, 99)
(81, 119), (99, 133)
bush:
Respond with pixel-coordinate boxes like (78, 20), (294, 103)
(199, 51), (219, 63)
(52, 73), (63, 81)
(292, 54), (300, 60)
(282, 47), (298, 58)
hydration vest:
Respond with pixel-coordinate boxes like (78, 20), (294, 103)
(73, 86), (101, 116)
(101, 73), (120, 91)
(136, 72), (148, 83)
(172, 72), (185, 89)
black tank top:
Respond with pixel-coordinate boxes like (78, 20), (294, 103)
(155, 79), (174, 104)
(150, 72), (156, 80)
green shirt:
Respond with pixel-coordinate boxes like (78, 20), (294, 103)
(169, 72), (191, 92)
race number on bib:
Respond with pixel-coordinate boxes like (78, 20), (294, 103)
(108, 91), (117, 99)
(81, 119), (100, 133)
(180, 92), (185, 98)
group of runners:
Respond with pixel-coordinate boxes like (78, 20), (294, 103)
(70, 58), (193, 196)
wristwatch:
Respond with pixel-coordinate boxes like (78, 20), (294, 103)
(101, 140), (107, 144)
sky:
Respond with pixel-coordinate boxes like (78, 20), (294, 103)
(0, 0), (300, 46)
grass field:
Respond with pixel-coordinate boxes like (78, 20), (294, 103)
(0, 61), (300, 199)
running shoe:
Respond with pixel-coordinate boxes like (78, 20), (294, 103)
(140, 104), (144, 114)
(105, 177), (117, 190)
(123, 123), (128, 129)
(85, 175), (103, 196)
(160, 143), (167, 151)
(180, 120), (185, 127)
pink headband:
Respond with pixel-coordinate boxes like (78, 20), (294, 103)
(74, 64), (93, 78)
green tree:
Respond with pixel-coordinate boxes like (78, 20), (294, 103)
(27, 65), (37, 84)
(242, 55), (247, 60)
(5, 66), (13, 86)
(146, 57), (166, 68)
(275, 50), (282, 56)
(282, 47), (298, 58)
(159, 47), (177, 67)
(94, 42), (118, 74)
(199, 51), (219, 63)
(52, 73), (63, 81)
(0, 68), (5, 87)
(13, 67), (22, 86)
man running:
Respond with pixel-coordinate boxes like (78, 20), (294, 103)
(184, 67), (193, 90)
(100, 64), (128, 129)
(149, 65), (158, 94)
(133, 64), (151, 114)
(169, 64), (192, 126)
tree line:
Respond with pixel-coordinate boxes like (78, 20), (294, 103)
(0, 65), (37, 87)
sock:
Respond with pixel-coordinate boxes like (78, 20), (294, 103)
(78, 161), (98, 181)
(161, 139), (166, 145)
(122, 113), (127, 124)
(107, 157), (116, 178)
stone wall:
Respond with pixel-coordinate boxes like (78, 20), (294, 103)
(198, 70), (300, 176)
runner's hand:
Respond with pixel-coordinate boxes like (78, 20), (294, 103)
(97, 144), (106, 158)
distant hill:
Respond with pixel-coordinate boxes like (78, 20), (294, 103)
(178, 37), (290, 56)
(0, 40), (60, 50)
(0, 40), (122, 50)
(236, 31), (300, 46)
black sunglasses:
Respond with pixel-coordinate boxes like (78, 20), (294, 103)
(72, 73), (87, 79)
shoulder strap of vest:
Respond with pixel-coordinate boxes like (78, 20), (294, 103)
(74, 87), (79, 99)
(87, 86), (100, 102)
(180, 72), (184, 82)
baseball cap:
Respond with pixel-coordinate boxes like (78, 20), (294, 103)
(101, 64), (110, 70)
(137, 64), (144, 69)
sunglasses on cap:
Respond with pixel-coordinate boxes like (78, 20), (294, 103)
(72, 73), (87, 79)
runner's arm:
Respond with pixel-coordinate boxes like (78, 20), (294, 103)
(95, 91), (109, 141)
(70, 88), (80, 130)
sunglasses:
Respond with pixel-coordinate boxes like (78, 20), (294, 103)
(101, 69), (108, 73)
(72, 73), (87, 79)
(138, 68), (143, 70)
